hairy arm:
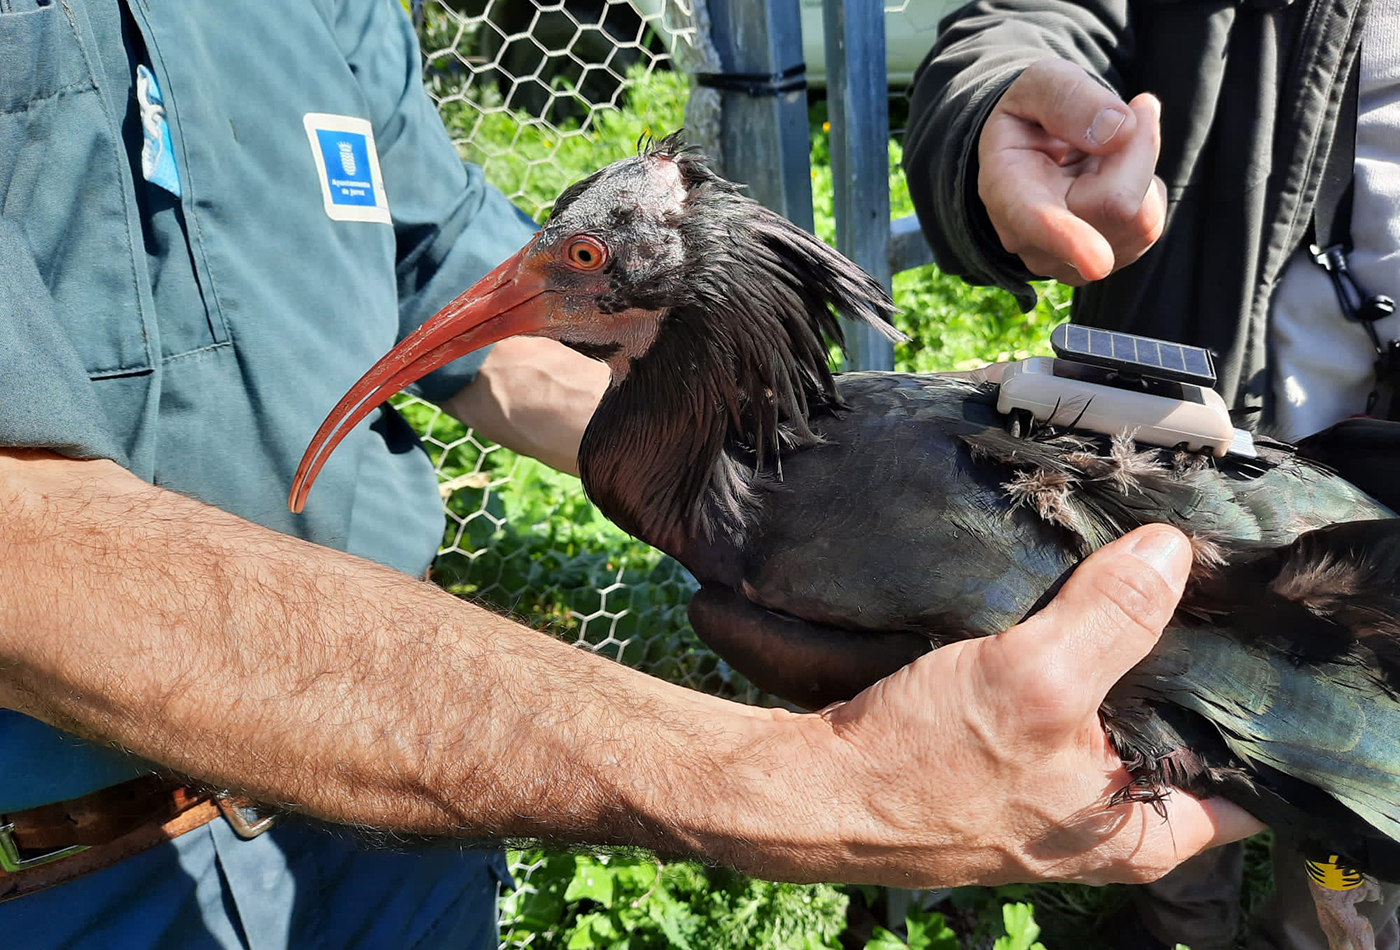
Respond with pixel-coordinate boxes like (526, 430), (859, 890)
(0, 453), (1257, 884)
(442, 337), (609, 477)
(0, 451), (774, 854)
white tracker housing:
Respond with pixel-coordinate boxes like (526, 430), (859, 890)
(996, 357), (1242, 457)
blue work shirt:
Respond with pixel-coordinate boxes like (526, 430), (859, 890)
(0, 0), (532, 943)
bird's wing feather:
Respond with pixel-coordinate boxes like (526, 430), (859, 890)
(1124, 519), (1400, 865)
(1133, 627), (1400, 852)
(731, 374), (1078, 638)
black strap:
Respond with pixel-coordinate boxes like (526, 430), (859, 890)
(693, 64), (807, 98)
(1307, 48), (1391, 329)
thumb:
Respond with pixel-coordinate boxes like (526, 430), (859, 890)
(1012, 524), (1193, 707)
(997, 59), (1137, 155)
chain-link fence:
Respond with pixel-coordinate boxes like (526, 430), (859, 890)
(417, 0), (711, 219)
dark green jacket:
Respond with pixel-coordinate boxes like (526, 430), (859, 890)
(903, 0), (1366, 415)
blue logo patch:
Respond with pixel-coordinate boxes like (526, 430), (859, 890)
(303, 113), (391, 224)
(315, 129), (377, 206)
(136, 65), (181, 198)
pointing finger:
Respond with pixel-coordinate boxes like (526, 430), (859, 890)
(996, 59), (1137, 156)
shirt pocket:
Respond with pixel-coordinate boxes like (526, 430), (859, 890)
(0, 0), (155, 377)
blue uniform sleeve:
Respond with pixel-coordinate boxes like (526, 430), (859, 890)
(0, 218), (128, 464)
(335, 0), (540, 404)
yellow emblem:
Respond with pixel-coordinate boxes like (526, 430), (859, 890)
(1305, 855), (1364, 891)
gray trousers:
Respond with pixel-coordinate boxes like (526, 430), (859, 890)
(1133, 839), (1400, 950)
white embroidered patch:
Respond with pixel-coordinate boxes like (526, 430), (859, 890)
(303, 113), (391, 224)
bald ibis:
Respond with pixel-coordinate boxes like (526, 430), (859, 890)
(290, 136), (1400, 901)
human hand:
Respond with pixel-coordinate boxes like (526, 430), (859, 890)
(806, 524), (1263, 887)
(978, 59), (1166, 285)
(444, 335), (609, 476)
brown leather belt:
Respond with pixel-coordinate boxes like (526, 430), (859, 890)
(0, 775), (224, 902)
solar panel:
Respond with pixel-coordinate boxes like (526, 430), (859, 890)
(1051, 324), (1216, 387)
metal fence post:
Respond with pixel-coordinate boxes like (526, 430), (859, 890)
(823, 0), (894, 371)
(705, 0), (814, 231)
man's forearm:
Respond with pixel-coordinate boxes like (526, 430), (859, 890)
(0, 453), (1258, 887)
(0, 452), (835, 871)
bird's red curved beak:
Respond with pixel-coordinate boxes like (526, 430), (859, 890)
(289, 239), (551, 513)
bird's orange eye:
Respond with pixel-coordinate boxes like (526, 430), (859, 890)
(565, 236), (607, 271)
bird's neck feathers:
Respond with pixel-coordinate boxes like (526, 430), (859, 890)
(578, 205), (902, 554)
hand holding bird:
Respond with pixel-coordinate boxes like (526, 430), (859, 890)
(814, 522), (1262, 886)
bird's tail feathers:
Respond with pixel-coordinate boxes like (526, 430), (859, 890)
(1187, 519), (1400, 690)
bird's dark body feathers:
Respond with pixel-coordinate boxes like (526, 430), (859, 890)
(334, 136), (1400, 881)
(665, 373), (1400, 875)
(547, 144), (1400, 876)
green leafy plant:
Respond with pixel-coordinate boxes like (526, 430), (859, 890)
(863, 907), (960, 950)
(500, 851), (850, 950)
(993, 903), (1049, 950)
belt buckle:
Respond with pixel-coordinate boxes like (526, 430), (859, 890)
(0, 822), (88, 872)
(215, 795), (280, 840)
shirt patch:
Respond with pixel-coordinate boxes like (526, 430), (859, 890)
(303, 113), (391, 224)
(136, 65), (181, 198)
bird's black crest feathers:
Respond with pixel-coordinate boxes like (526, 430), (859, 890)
(671, 154), (903, 542)
(579, 134), (904, 549)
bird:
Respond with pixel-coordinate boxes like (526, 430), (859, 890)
(288, 134), (1400, 899)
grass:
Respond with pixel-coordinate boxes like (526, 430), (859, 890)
(410, 31), (1264, 949)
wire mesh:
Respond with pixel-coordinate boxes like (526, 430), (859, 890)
(392, 394), (744, 697)
(407, 3), (757, 943)
(418, 0), (700, 221)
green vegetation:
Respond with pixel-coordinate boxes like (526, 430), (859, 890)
(408, 42), (1244, 950)
(491, 848), (1062, 950)
(499, 853), (849, 949)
